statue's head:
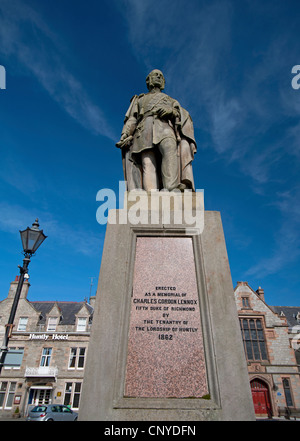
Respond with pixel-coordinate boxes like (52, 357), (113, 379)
(146, 69), (165, 91)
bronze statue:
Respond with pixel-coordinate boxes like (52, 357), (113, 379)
(116, 69), (197, 191)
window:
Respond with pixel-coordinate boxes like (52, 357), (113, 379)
(0, 382), (7, 408)
(73, 383), (81, 409)
(242, 297), (250, 308)
(0, 382), (16, 409)
(4, 347), (24, 368)
(5, 382), (16, 408)
(78, 348), (86, 368)
(282, 378), (294, 407)
(40, 348), (52, 367)
(240, 318), (268, 361)
(31, 405), (47, 413)
(63, 382), (82, 409)
(68, 348), (77, 368)
(76, 317), (87, 332)
(17, 317), (28, 331)
(68, 347), (86, 369)
(64, 382), (72, 406)
(47, 317), (58, 332)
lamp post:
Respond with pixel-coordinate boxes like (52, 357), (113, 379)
(0, 219), (47, 374)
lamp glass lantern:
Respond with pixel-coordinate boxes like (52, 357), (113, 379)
(19, 218), (47, 255)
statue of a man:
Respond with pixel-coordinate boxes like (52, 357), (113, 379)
(116, 69), (197, 191)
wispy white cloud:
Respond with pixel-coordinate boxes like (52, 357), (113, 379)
(0, 0), (115, 140)
(0, 202), (102, 257)
(246, 187), (300, 277)
(0, 148), (40, 196)
(245, 223), (300, 278)
(0, 203), (35, 234)
(210, 98), (242, 154)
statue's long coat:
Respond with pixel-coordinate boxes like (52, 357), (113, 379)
(119, 91), (197, 191)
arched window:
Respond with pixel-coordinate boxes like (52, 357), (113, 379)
(282, 378), (294, 407)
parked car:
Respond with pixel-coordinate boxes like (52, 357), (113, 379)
(27, 404), (78, 421)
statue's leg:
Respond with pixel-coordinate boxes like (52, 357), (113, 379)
(141, 149), (159, 190)
(125, 150), (142, 190)
(159, 137), (179, 190)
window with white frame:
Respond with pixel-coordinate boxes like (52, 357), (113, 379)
(47, 317), (58, 332)
(40, 348), (52, 367)
(0, 382), (16, 409)
(0, 382), (7, 408)
(78, 347), (86, 368)
(68, 348), (77, 368)
(5, 382), (16, 408)
(63, 382), (82, 409)
(17, 317), (28, 331)
(68, 347), (86, 369)
(76, 317), (87, 332)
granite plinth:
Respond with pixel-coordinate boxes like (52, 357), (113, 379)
(125, 237), (208, 398)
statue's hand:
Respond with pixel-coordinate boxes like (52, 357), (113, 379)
(120, 133), (128, 142)
(116, 133), (127, 148)
(157, 106), (174, 119)
(116, 134), (133, 149)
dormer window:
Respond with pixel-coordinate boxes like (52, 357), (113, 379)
(76, 317), (87, 332)
(17, 317), (28, 331)
(47, 317), (58, 332)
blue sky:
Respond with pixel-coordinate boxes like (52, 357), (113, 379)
(0, 0), (300, 306)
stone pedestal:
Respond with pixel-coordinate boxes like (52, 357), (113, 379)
(79, 192), (255, 421)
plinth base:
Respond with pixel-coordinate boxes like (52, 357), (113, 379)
(80, 196), (255, 420)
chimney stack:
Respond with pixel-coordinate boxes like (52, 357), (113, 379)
(89, 296), (96, 309)
(7, 276), (30, 299)
(256, 286), (265, 302)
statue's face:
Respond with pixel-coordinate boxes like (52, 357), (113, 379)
(146, 70), (165, 90)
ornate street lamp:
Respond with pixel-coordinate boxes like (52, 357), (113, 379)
(0, 219), (47, 374)
(20, 218), (47, 256)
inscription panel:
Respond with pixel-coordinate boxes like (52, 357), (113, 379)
(125, 237), (208, 398)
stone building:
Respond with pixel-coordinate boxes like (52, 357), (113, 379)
(0, 277), (94, 418)
(234, 281), (300, 418)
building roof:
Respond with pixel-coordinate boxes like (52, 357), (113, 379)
(270, 306), (300, 329)
(30, 301), (93, 325)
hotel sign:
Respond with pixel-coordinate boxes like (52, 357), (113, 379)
(29, 333), (69, 340)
